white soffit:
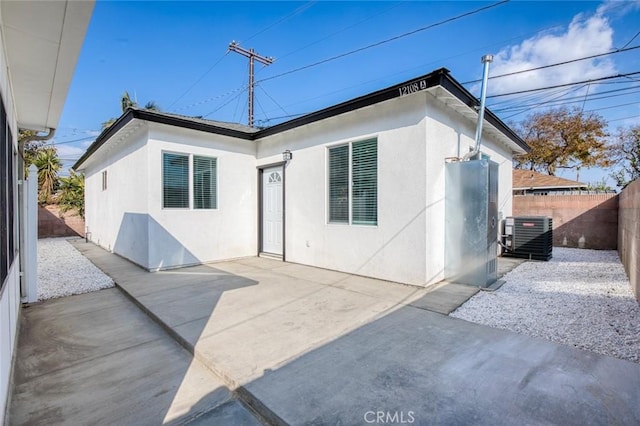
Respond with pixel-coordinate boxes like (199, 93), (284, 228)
(428, 86), (526, 155)
(1, 0), (94, 131)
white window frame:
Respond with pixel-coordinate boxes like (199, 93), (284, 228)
(101, 170), (107, 191)
(326, 138), (378, 227)
(161, 151), (217, 210)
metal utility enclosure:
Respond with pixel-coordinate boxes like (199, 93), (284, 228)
(445, 159), (499, 287)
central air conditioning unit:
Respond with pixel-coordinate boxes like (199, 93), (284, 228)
(502, 216), (553, 260)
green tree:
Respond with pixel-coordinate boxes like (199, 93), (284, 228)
(609, 125), (640, 189)
(57, 171), (85, 218)
(33, 146), (61, 204)
(514, 107), (610, 175)
(102, 91), (160, 129)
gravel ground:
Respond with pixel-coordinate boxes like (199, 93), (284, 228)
(451, 247), (640, 364)
(38, 237), (114, 301)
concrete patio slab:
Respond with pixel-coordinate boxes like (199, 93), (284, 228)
(244, 305), (640, 425)
(9, 288), (261, 425)
(408, 281), (479, 314)
(68, 240), (640, 425)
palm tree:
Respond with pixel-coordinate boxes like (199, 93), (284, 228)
(102, 92), (160, 129)
(57, 170), (85, 217)
(33, 146), (61, 204)
(121, 91), (136, 111)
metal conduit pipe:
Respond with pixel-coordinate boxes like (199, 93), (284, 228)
(464, 54), (493, 161)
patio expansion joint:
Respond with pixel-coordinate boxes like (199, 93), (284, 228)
(114, 282), (289, 426)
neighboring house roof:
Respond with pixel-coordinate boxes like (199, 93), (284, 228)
(74, 67), (529, 170)
(2, 1), (94, 131)
(513, 169), (588, 190)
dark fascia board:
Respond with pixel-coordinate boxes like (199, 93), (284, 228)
(253, 68), (446, 139)
(74, 68), (529, 170)
(73, 109), (134, 170)
(73, 108), (255, 170)
(254, 68), (528, 153)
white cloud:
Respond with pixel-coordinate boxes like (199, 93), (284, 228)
(597, 0), (640, 18)
(56, 144), (86, 158)
(487, 9), (617, 97)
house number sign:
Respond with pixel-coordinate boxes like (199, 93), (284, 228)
(398, 79), (428, 97)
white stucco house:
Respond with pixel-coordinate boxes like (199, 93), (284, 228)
(74, 68), (528, 287)
(0, 1), (94, 420)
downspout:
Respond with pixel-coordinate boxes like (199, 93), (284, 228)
(17, 128), (55, 299)
(464, 55), (493, 161)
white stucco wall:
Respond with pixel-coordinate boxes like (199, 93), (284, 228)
(85, 123), (258, 270)
(145, 124), (257, 270)
(82, 83), (518, 286)
(0, 25), (21, 421)
(84, 122), (150, 267)
(256, 90), (515, 286)
(257, 94), (429, 285)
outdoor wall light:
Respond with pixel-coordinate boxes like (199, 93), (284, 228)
(282, 150), (292, 161)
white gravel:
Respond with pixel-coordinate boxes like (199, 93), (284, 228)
(38, 237), (114, 301)
(451, 247), (640, 364)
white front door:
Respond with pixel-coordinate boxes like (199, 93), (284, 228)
(262, 166), (283, 255)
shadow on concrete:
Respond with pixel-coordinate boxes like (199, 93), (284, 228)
(238, 293), (640, 425)
(9, 240), (262, 424)
(13, 242), (640, 425)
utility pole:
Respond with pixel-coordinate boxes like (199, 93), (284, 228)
(228, 41), (274, 127)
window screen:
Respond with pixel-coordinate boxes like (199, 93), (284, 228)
(163, 153), (189, 208)
(193, 156), (217, 209)
(328, 139), (377, 226)
(352, 139), (377, 225)
(328, 145), (349, 223)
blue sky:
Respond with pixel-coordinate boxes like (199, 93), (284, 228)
(56, 0), (640, 187)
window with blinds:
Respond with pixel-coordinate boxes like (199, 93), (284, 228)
(162, 153), (189, 208)
(352, 139), (377, 225)
(328, 145), (349, 223)
(193, 156), (217, 209)
(328, 138), (377, 226)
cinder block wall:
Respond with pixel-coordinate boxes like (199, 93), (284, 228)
(513, 194), (619, 250)
(618, 181), (640, 300)
(38, 205), (85, 238)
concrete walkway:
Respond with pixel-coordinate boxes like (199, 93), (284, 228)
(9, 288), (262, 425)
(46, 242), (640, 424)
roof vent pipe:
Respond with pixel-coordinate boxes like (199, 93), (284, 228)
(464, 54), (493, 161)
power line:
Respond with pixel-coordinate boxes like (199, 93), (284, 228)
(256, 0), (510, 84)
(48, 136), (95, 145)
(620, 30), (640, 50)
(167, 52), (230, 109)
(608, 114), (640, 123)
(500, 85), (588, 120)
(245, 1), (316, 43)
(257, 84), (289, 116)
(273, 1), (407, 63)
(203, 87), (248, 118)
(461, 45), (640, 85)
(257, 21), (571, 120)
(492, 85), (640, 112)
(487, 71), (640, 98)
(173, 84), (247, 112)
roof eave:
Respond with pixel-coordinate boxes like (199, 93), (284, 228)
(73, 108), (255, 170)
